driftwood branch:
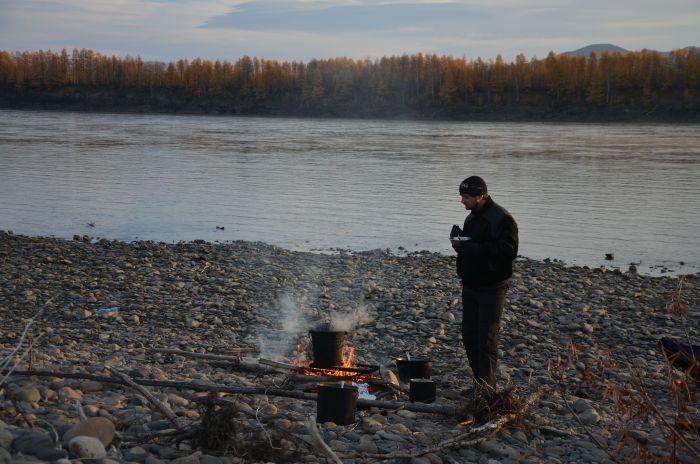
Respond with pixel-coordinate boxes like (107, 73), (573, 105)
(6, 369), (453, 415)
(104, 365), (186, 430)
(257, 358), (295, 370)
(198, 393), (450, 415)
(154, 349), (282, 375)
(154, 348), (247, 362)
(308, 415), (342, 464)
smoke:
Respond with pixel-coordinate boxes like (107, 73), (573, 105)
(255, 258), (378, 361)
(257, 292), (311, 362)
(329, 303), (374, 332)
(279, 292), (306, 333)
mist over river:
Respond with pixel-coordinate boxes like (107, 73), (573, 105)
(0, 109), (698, 276)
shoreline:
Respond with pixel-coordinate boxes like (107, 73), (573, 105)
(4, 229), (697, 279)
(3, 104), (700, 124)
(1, 231), (699, 463)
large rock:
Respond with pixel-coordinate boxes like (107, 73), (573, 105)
(0, 447), (11, 464)
(200, 455), (232, 464)
(171, 452), (202, 464)
(12, 387), (41, 404)
(68, 436), (107, 459)
(61, 417), (115, 446)
(0, 429), (14, 450)
(13, 431), (68, 461)
(13, 431), (53, 453)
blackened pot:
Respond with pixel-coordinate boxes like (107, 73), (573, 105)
(316, 383), (358, 425)
(395, 358), (432, 383)
(309, 328), (347, 368)
(409, 378), (436, 403)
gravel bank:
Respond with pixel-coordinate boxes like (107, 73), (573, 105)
(2, 231), (699, 463)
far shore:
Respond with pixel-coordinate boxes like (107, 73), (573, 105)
(2, 101), (699, 124)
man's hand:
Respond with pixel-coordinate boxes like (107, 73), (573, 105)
(450, 224), (463, 238)
(451, 240), (469, 252)
(452, 239), (475, 254)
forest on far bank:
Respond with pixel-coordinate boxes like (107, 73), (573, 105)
(0, 48), (698, 121)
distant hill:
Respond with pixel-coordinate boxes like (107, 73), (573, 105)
(563, 44), (629, 57)
(563, 43), (700, 57)
(680, 46), (700, 56)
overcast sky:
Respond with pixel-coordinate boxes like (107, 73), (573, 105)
(1, 0), (698, 63)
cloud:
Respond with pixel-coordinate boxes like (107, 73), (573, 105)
(204, 1), (489, 33)
(0, 0), (238, 59)
(0, 0), (697, 63)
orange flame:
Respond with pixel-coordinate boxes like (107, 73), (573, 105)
(341, 345), (355, 367)
(292, 339), (309, 368)
(291, 340), (368, 378)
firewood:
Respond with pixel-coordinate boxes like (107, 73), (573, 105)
(104, 365), (186, 430)
(155, 349), (280, 374)
(6, 368), (454, 415)
(307, 415), (342, 464)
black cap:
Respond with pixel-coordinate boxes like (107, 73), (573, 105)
(459, 176), (487, 196)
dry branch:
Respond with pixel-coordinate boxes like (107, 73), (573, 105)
(154, 348), (277, 374)
(308, 415), (342, 464)
(104, 365), (186, 430)
(257, 358), (297, 372)
(6, 369), (453, 415)
(154, 348), (246, 362)
(201, 393), (451, 414)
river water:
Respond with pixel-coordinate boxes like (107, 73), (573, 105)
(1, 109), (698, 276)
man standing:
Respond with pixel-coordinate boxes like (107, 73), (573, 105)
(451, 176), (518, 390)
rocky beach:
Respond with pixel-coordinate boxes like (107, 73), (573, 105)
(1, 231), (699, 464)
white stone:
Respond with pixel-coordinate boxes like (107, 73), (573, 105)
(580, 409), (601, 425)
(69, 436), (107, 459)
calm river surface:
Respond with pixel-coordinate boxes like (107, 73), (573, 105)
(1, 109), (698, 276)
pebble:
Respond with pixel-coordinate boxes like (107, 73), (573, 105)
(123, 446), (150, 462)
(1, 233), (699, 464)
(360, 417), (384, 434)
(357, 434), (378, 453)
(57, 387), (83, 401)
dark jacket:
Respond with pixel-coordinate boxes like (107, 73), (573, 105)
(456, 196), (518, 289)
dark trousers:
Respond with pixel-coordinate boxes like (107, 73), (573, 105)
(461, 281), (509, 388)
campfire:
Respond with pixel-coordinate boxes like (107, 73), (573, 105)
(289, 325), (382, 389)
(291, 339), (380, 382)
